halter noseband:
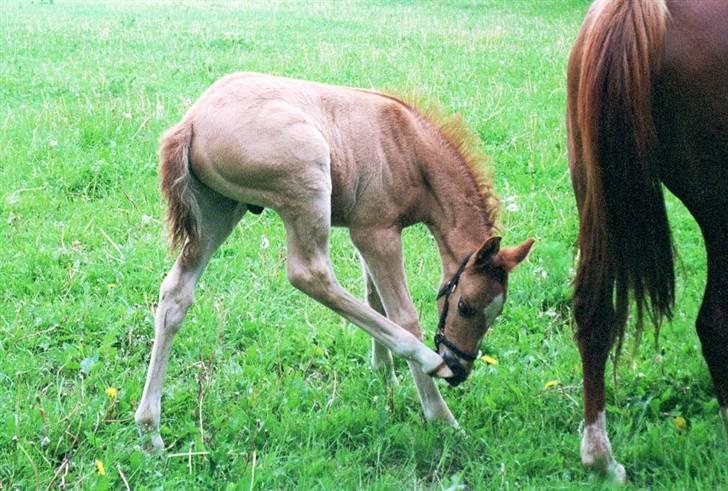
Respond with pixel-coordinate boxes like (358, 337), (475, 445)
(434, 252), (480, 363)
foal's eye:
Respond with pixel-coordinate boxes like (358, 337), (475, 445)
(457, 298), (477, 318)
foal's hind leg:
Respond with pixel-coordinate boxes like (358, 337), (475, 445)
(352, 227), (457, 425)
(696, 230), (728, 439)
(135, 186), (245, 451)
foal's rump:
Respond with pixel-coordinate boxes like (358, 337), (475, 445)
(158, 73), (332, 259)
(187, 75), (333, 207)
(189, 101), (332, 207)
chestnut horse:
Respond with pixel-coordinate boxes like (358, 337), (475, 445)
(134, 72), (533, 450)
(568, 0), (728, 482)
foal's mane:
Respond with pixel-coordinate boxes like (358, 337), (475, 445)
(391, 91), (500, 231)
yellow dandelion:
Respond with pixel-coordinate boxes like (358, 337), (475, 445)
(105, 387), (118, 399)
(107, 283), (117, 289)
(95, 459), (106, 476)
(544, 380), (560, 389)
(480, 355), (498, 365)
(674, 416), (686, 432)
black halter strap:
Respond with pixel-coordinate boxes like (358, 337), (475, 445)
(434, 252), (480, 363)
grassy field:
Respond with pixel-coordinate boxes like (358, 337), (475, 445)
(1, 0), (726, 489)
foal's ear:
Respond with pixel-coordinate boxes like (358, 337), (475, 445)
(474, 236), (502, 268)
(498, 238), (535, 272)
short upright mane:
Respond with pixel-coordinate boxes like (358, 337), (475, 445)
(366, 90), (500, 231)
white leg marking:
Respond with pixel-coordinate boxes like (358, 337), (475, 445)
(581, 411), (626, 484)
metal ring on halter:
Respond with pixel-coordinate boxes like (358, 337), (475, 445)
(433, 252), (480, 363)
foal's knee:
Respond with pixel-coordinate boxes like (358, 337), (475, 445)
(287, 260), (336, 300)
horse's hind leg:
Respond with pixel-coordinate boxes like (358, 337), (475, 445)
(696, 228), (728, 439)
(135, 184), (245, 451)
(573, 289), (626, 483)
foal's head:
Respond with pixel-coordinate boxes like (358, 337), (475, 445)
(435, 236), (533, 386)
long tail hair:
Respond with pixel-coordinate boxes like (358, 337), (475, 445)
(567, 0), (673, 349)
(158, 120), (201, 264)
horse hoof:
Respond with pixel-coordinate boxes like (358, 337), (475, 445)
(139, 431), (165, 453)
(136, 420), (165, 453)
(607, 462), (627, 485)
(429, 362), (454, 379)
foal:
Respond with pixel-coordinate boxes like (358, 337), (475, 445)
(135, 73), (533, 449)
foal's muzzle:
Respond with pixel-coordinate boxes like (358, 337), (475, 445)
(441, 350), (472, 387)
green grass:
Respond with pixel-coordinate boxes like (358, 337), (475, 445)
(1, 1), (725, 489)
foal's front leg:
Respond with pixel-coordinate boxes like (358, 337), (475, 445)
(361, 259), (398, 385)
(280, 203), (452, 379)
(352, 227), (457, 425)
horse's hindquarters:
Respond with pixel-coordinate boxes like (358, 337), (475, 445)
(188, 101), (332, 213)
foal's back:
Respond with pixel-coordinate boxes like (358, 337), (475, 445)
(185, 72), (428, 228)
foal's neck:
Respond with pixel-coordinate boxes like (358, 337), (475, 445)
(417, 130), (495, 279)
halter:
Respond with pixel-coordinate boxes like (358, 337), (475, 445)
(434, 252), (480, 363)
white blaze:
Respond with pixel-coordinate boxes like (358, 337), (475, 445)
(483, 293), (504, 326)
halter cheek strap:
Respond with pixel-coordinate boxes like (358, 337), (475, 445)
(434, 253), (480, 363)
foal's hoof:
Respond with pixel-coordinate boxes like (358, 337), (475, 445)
(141, 432), (165, 453)
(136, 422), (165, 453)
(428, 362), (455, 379)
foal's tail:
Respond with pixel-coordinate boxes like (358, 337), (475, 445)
(159, 120), (201, 263)
(567, 0), (673, 346)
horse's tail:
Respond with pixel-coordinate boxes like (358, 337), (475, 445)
(567, 0), (673, 347)
(159, 120), (201, 263)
